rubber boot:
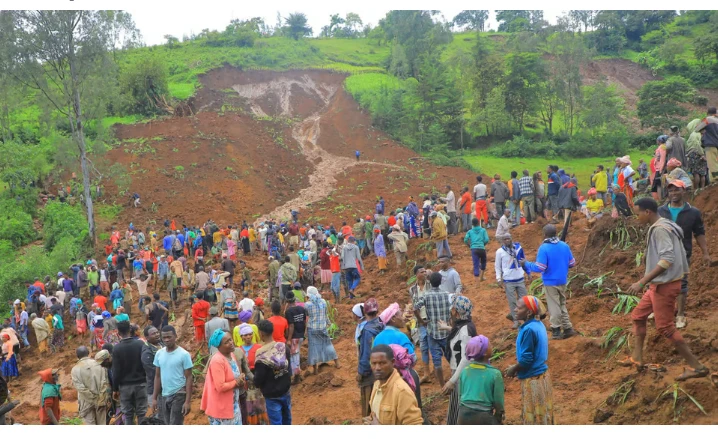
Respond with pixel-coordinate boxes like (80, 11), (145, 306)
(551, 327), (563, 340)
(562, 328), (577, 339)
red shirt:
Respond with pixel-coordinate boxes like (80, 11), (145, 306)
(195, 248), (204, 259)
(329, 254), (340, 273)
(460, 192), (472, 214)
(240, 229), (249, 239)
(111, 232), (120, 244)
(39, 394), (60, 425)
(151, 257), (159, 273)
(33, 281), (46, 294)
(388, 216), (396, 227)
(341, 225), (353, 237)
(268, 315), (288, 343)
(94, 295), (107, 311)
(192, 300), (210, 327)
(105, 244), (113, 256)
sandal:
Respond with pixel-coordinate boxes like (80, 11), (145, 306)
(676, 366), (710, 382)
(646, 364), (667, 373)
(617, 356), (645, 370)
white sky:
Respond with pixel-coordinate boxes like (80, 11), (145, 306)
(127, 8), (564, 47)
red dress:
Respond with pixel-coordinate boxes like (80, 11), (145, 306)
(192, 300), (210, 341)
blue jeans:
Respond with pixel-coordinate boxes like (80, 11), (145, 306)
(509, 201), (520, 225)
(427, 335), (447, 368)
(265, 392), (292, 425)
(418, 326), (429, 365)
(436, 239), (452, 259)
(345, 267), (360, 292)
(330, 272), (341, 300)
(357, 239), (366, 250)
(89, 285), (100, 297)
(470, 248), (487, 277)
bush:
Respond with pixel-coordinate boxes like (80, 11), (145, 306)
(0, 199), (36, 248)
(487, 136), (558, 158)
(42, 201), (90, 252)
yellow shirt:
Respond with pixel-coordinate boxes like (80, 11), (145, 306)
(232, 323), (260, 346)
(278, 233), (285, 244)
(213, 231), (222, 245)
(591, 172), (607, 192)
(586, 198), (604, 213)
(248, 229), (257, 242)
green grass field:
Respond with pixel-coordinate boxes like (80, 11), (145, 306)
(463, 150), (653, 192)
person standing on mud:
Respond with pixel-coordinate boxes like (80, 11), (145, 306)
(413, 272), (451, 387)
(356, 298), (384, 418)
(621, 198), (710, 381)
(666, 125), (687, 170)
(496, 235), (528, 329)
(490, 174), (510, 227)
(112, 320), (148, 425)
(440, 185), (458, 235)
(473, 176), (489, 229)
(523, 224), (577, 340)
(430, 211), (452, 259)
(355, 150), (360, 161)
(657, 180), (711, 329)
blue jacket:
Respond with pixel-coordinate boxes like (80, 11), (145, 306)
(516, 318), (549, 379)
(524, 240), (576, 286)
(464, 226), (489, 250)
(162, 235), (173, 251)
(357, 317), (384, 376)
(177, 234), (185, 247)
(547, 172), (561, 196)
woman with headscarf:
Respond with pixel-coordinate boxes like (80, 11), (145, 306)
(373, 228), (387, 274)
(109, 282), (124, 312)
(352, 303), (366, 355)
(31, 313), (51, 355)
(1, 333), (18, 380)
(233, 310), (260, 346)
(38, 368), (62, 424)
(304, 287), (340, 374)
(611, 184), (633, 218)
(458, 335), (504, 425)
(665, 158), (693, 192)
(388, 344), (428, 424)
(201, 329), (246, 425)
(507, 296), (553, 425)
(685, 118), (708, 189)
(584, 188), (604, 228)
(237, 323), (269, 425)
(440, 295), (477, 425)
(92, 309), (106, 348)
(618, 155), (636, 207)
(557, 169), (569, 185)
(373, 303), (414, 355)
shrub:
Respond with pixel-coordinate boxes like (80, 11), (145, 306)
(42, 201), (90, 252)
(0, 199), (36, 248)
(119, 54), (170, 115)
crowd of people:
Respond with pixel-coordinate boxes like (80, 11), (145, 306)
(2, 115), (717, 426)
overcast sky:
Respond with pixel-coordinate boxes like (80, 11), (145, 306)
(127, 8), (565, 47)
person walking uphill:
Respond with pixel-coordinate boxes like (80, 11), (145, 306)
(440, 185), (458, 235)
(694, 107), (718, 180)
(363, 345), (423, 425)
(657, 180), (712, 329)
(341, 236), (364, 298)
(112, 320), (147, 424)
(519, 170), (536, 223)
(254, 319), (293, 425)
(506, 296), (553, 425)
(621, 198), (710, 381)
(357, 298), (384, 417)
(464, 218), (489, 281)
(413, 272), (451, 388)
(151, 325), (193, 425)
(388, 225), (409, 268)
(523, 225), (577, 340)
(430, 211), (452, 259)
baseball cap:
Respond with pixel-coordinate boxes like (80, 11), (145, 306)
(254, 297), (264, 306)
(667, 179), (687, 189)
(364, 298), (379, 314)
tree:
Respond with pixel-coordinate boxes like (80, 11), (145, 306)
(119, 55), (169, 115)
(568, 10), (597, 32)
(344, 13), (363, 37)
(11, 11), (139, 248)
(637, 77), (697, 128)
(503, 53), (543, 132)
(582, 80), (625, 131)
(284, 13), (312, 40)
(452, 10), (489, 32)
(320, 13), (345, 37)
(164, 34), (179, 48)
(546, 32), (589, 135)
(470, 35), (505, 136)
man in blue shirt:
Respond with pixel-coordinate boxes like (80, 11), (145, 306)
(523, 225), (576, 340)
(355, 150), (360, 161)
(151, 325), (193, 425)
(162, 233), (173, 254)
(546, 165), (561, 224)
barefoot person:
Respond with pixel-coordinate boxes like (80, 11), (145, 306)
(622, 198), (710, 381)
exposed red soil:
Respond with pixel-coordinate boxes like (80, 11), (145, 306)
(8, 67), (718, 425)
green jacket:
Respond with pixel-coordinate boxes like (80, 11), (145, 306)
(464, 226), (489, 250)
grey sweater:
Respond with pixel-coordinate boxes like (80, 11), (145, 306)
(340, 243), (364, 270)
(646, 218), (689, 284)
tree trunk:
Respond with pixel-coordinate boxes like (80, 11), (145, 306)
(68, 19), (96, 249)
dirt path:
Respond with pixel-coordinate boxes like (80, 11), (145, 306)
(231, 75), (404, 222)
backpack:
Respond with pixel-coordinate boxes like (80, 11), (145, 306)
(173, 236), (182, 251)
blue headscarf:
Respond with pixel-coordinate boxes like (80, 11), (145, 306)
(209, 328), (226, 348)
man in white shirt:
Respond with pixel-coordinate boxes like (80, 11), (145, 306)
(495, 235), (528, 329)
(238, 290), (255, 312)
(495, 208), (511, 241)
(473, 176), (489, 228)
(440, 185), (457, 236)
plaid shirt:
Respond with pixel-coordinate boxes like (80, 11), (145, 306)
(305, 299), (328, 331)
(518, 176), (534, 197)
(414, 287), (451, 339)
